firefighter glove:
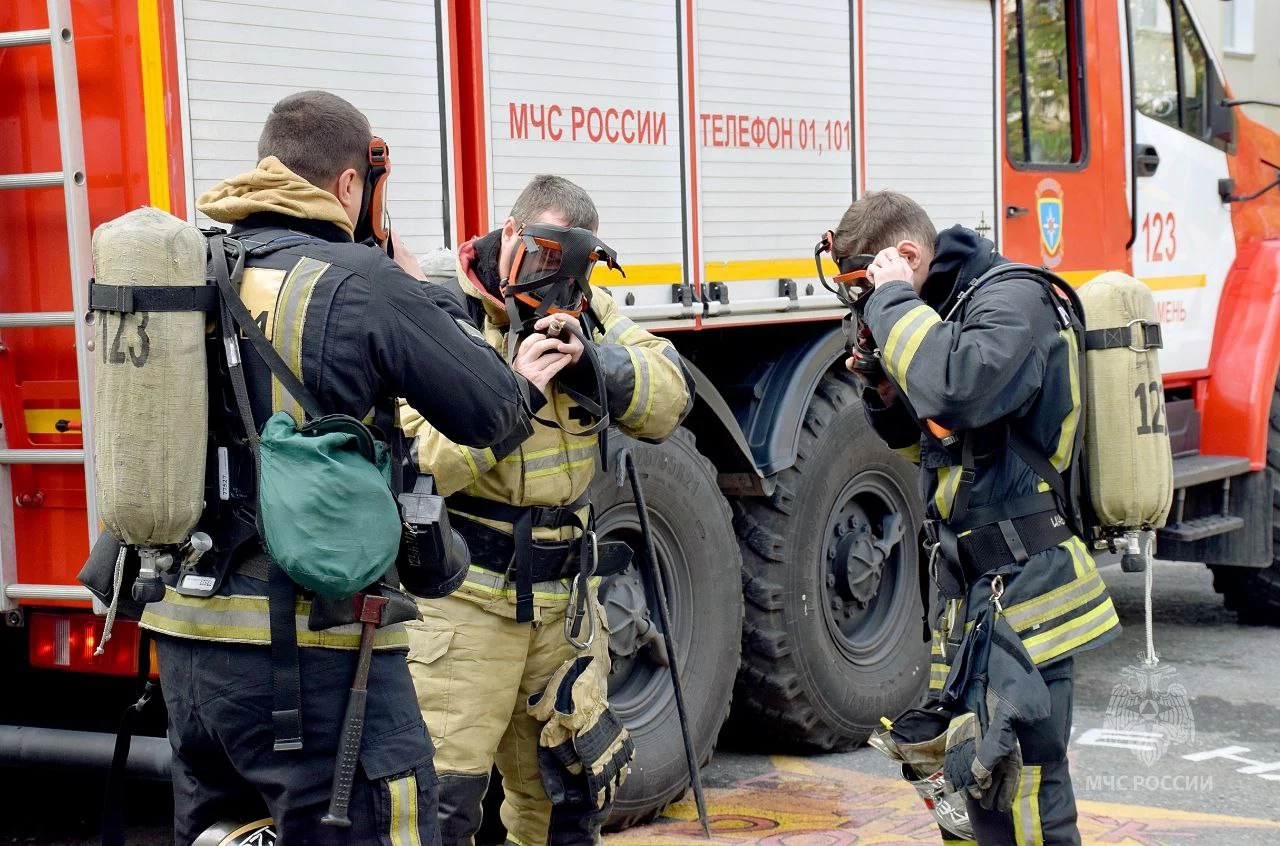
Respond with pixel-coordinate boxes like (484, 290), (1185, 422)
(528, 655), (635, 809)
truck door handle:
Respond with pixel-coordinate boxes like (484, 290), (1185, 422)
(1006, 205), (1030, 218)
(1136, 143), (1161, 177)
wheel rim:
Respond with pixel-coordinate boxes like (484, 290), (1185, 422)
(819, 468), (917, 663)
(595, 503), (692, 727)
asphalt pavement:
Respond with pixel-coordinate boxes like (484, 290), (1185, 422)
(621, 558), (1280, 845)
(2, 558), (1277, 845)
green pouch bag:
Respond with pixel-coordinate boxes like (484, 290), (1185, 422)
(258, 411), (402, 599)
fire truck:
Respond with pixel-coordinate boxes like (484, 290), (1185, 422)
(5, 0), (1280, 829)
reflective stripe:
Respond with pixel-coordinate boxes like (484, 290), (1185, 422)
(454, 318), (485, 342)
(526, 456), (596, 480)
(457, 445), (496, 478)
(602, 313), (643, 345)
(1049, 329), (1080, 473)
(388, 772), (422, 846)
(138, 587), (408, 649)
(896, 443), (922, 464)
(619, 346), (653, 427)
(459, 565), (581, 600)
(929, 662), (949, 690)
(271, 257), (329, 419)
(882, 304), (935, 375)
(1013, 764), (1043, 846)
(934, 466), (963, 519)
(1064, 534), (1090, 579)
(1002, 564), (1106, 632)
(1022, 596), (1120, 664)
(892, 310), (943, 389)
(519, 444), (597, 474)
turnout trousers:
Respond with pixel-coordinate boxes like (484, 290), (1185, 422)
(941, 659), (1079, 846)
(156, 635), (441, 846)
(406, 592), (610, 846)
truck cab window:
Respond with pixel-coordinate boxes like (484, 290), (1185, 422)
(1130, 0), (1178, 127)
(1177, 0), (1208, 138)
(1004, 0), (1084, 166)
(1130, 0), (1223, 146)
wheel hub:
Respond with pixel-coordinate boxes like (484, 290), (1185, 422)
(822, 481), (909, 650)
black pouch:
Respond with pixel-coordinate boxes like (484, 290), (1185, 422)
(397, 476), (470, 599)
(77, 530), (145, 621)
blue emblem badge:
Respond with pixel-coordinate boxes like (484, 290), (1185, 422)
(1038, 197), (1063, 257)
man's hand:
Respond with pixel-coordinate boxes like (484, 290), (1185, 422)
(513, 332), (573, 391)
(845, 355), (898, 405)
(534, 315), (584, 364)
(867, 246), (913, 288)
(389, 229), (427, 281)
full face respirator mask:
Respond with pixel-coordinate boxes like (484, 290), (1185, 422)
(815, 229), (879, 377)
(501, 223), (626, 450)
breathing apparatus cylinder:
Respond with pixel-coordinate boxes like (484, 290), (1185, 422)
(90, 207), (208, 597)
(1077, 271), (1173, 538)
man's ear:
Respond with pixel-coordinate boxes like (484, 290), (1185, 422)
(335, 168), (360, 207)
(498, 216), (521, 279)
(896, 239), (925, 270)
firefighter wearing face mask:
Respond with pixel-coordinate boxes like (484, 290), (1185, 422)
(399, 175), (694, 846)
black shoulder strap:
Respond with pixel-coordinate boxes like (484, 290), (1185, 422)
(100, 631), (154, 846)
(207, 233), (306, 753)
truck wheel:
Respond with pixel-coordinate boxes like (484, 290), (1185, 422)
(1210, 373), (1280, 624)
(730, 369), (927, 750)
(592, 428), (743, 829)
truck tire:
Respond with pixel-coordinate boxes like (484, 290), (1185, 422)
(730, 369), (928, 750)
(592, 428), (743, 829)
(1210, 373), (1280, 625)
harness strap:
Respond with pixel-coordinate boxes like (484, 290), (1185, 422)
(448, 492), (590, 623)
(89, 281), (218, 314)
(1085, 322), (1162, 351)
(100, 631), (154, 846)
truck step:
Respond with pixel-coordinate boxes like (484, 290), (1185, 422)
(1172, 454), (1252, 489)
(1157, 514), (1245, 543)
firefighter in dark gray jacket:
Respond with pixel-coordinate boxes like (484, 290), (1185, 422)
(837, 192), (1120, 846)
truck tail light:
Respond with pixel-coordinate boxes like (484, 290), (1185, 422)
(28, 611), (157, 678)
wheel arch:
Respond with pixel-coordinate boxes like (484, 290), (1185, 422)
(676, 325), (849, 491)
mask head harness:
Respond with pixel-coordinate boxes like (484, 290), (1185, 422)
(353, 136), (392, 254)
(815, 229), (882, 376)
(814, 229), (875, 309)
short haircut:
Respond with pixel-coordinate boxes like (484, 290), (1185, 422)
(832, 191), (938, 259)
(258, 91), (371, 189)
(509, 175), (599, 231)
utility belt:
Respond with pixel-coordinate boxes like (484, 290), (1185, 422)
(447, 493), (633, 636)
(924, 491), (1073, 601)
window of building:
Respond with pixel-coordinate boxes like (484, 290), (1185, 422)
(1223, 0), (1255, 55)
(1004, 0), (1085, 166)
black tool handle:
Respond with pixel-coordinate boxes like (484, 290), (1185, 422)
(321, 687), (367, 828)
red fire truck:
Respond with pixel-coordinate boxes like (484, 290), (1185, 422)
(5, 0), (1280, 827)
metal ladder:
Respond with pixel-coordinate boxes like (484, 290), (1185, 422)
(0, 0), (98, 609)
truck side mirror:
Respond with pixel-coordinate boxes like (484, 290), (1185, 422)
(1208, 69), (1236, 151)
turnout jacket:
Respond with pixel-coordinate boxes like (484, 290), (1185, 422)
(399, 230), (694, 621)
(140, 158), (535, 650)
(861, 226), (1120, 691)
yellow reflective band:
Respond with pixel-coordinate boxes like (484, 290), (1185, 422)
(619, 346), (655, 428)
(892, 311), (943, 387)
(525, 456), (597, 480)
(881, 305), (935, 377)
(1049, 328), (1080, 473)
(896, 443), (922, 464)
(1003, 569), (1106, 633)
(1065, 535), (1090, 579)
(1023, 598), (1120, 664)
(457, 445), (480, 479)
(1013, 764), (1043, 846)
(934, 466), (963, 519)
(388, 772), (421, 846)
(138, 588), (409, 649)
(270, 258), (328, 418)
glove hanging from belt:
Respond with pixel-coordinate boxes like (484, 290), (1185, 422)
(527, 654), (635, 809)
(940, 579), (1052, 812)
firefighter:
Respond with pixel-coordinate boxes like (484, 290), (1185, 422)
(400, 175), (694, 846)
(838, 191), (1121, 845)
(138, 90), (537, 845)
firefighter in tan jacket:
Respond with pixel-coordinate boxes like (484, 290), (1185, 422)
(400, 176), (694, 846)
